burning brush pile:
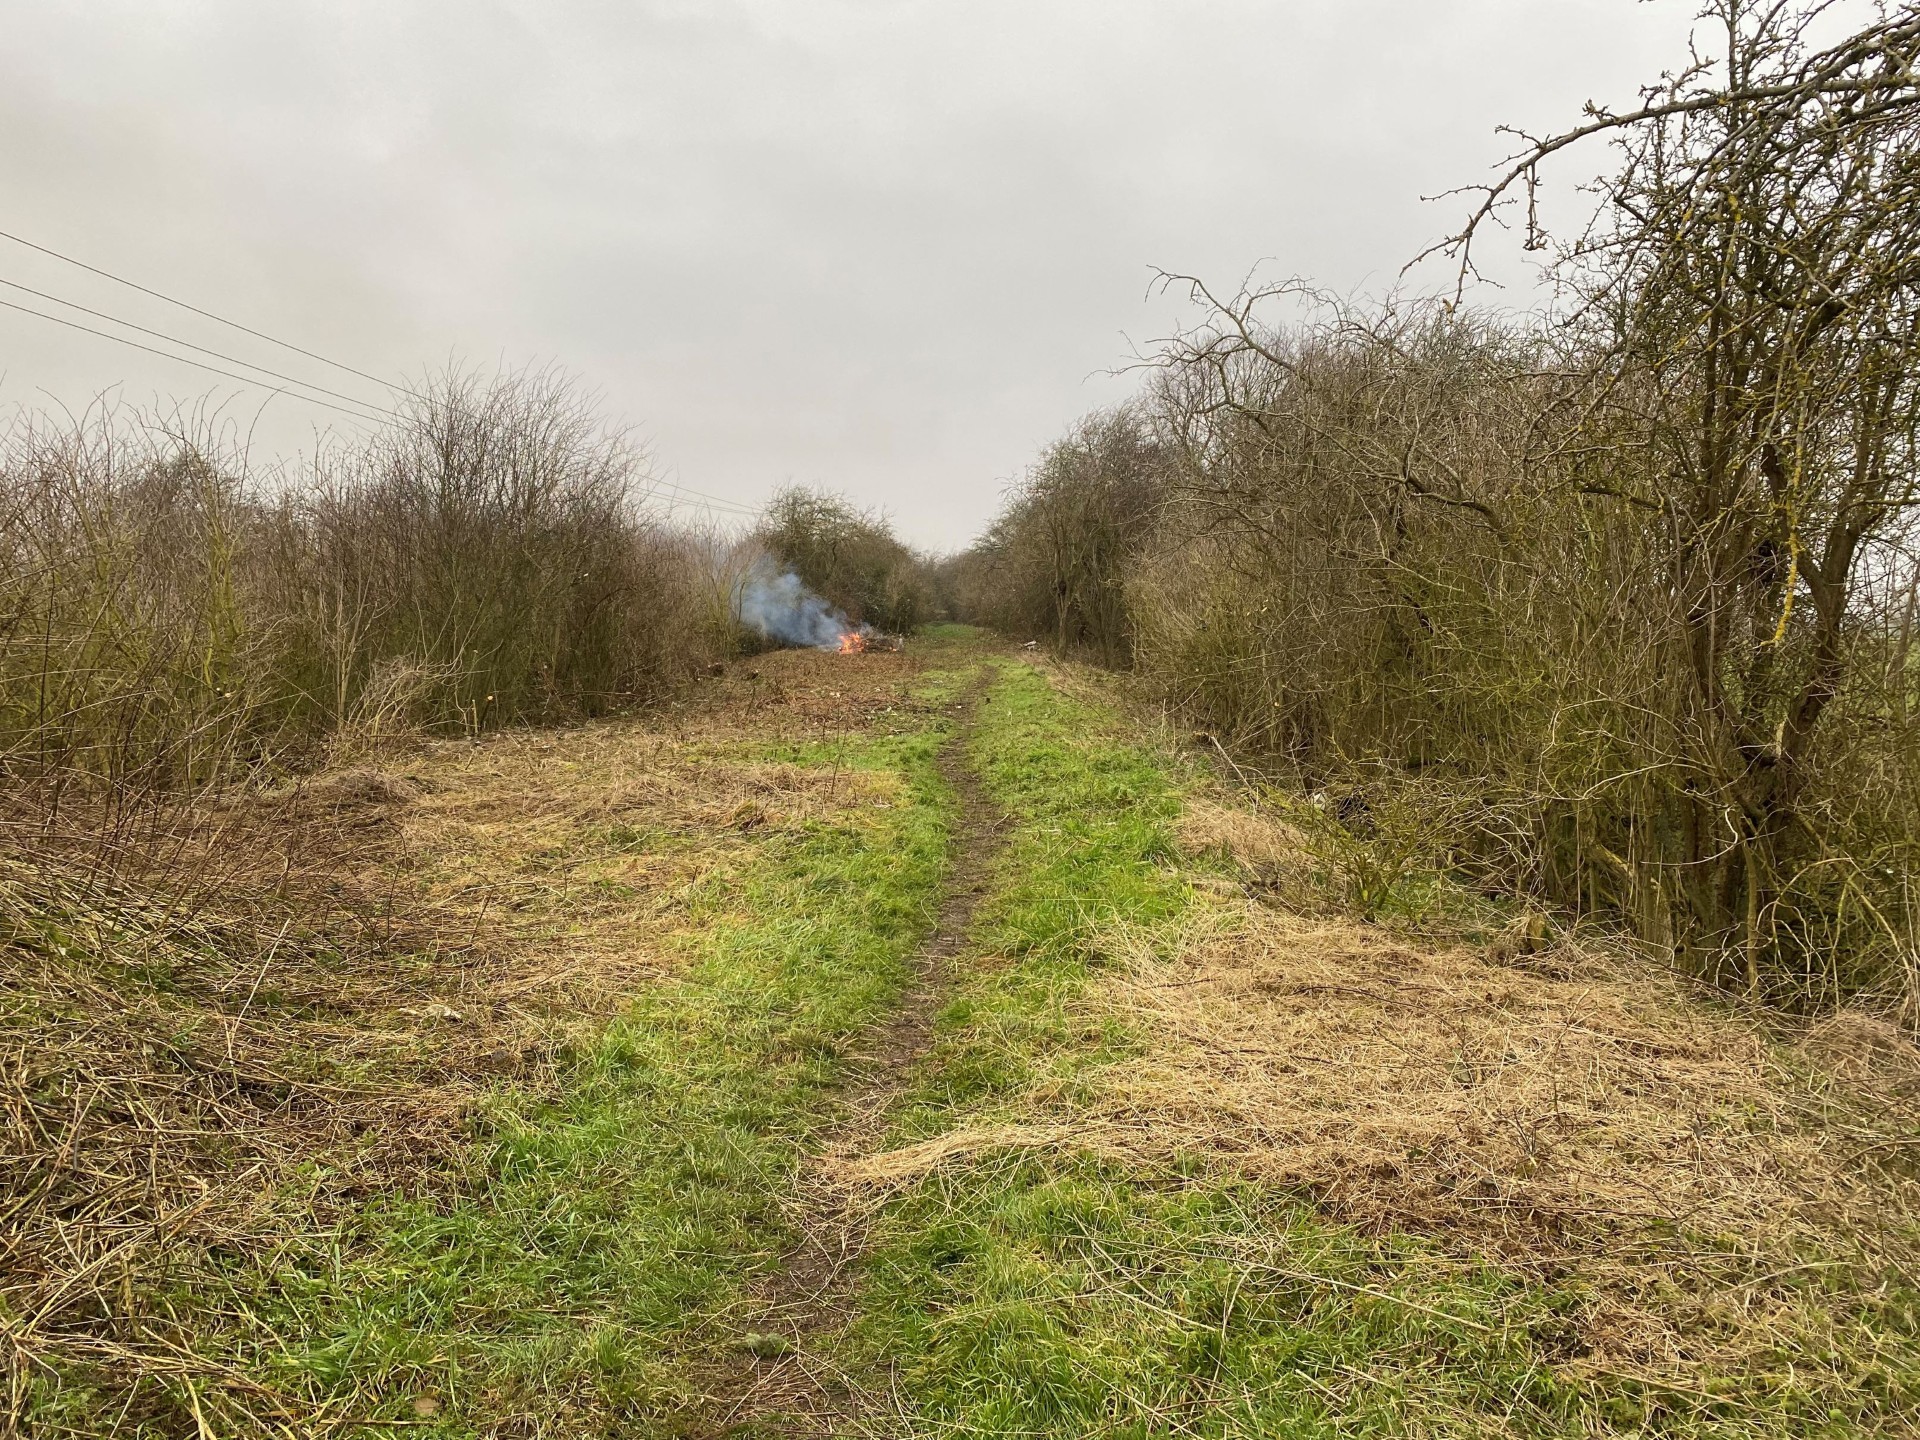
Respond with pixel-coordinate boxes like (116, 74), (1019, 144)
(836, 630), (902, 655)
(734, 561), (901, 654)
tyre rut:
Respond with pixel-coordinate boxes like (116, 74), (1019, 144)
(705, 679), (1002, 1437)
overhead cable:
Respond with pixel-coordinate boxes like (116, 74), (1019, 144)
(0, 224), (417, 399)
(0, 274), (400, 419)
(0, 296), (390, 426)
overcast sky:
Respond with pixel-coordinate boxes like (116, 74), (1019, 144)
(1, 0), (1704, 549)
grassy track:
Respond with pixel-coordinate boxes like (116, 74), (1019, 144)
(26, 636), (1912, 1437)
(842, 657), (1915, 1439)
(116, 677), (972, 1436)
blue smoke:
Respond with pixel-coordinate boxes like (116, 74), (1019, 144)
(731, 560), (867, 649)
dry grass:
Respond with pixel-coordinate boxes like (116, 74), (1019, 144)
(1170, 793), (1336, 913)
(378, 666), (911, 1011)
(843, 783), (1920, 1393)
(0, 791), (494, 1419)
(0, 645), (920, 1425)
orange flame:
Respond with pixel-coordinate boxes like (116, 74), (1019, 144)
(837, 631), (868, 655)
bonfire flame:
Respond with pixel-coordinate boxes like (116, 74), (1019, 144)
(837, 631), (869, 655)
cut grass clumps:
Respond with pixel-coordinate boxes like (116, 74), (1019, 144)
(848, 656), (1920, 1438)
(0, 815), (503, 1438)
(1078, 907), (1920, 1412)
(210, 723), (957, 1434)
(876, 1159), (1599, 1438)
(9, 646), (960, 1437)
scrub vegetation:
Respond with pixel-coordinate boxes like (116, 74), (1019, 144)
(5, 625), (1916, 1437)
(7, 5), (1919, 1436)
(953, 1), (1920, 1026)
(0, 366), (727, 793)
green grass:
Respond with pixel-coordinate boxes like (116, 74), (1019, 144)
(888, 660), (1187, 1139)
(846, 659), (1909, 1439)
(30, 640), (1912, 1437)
(56, 714), (965, 1437)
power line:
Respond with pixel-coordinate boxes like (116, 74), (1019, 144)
(652, 479), (760, 516)
(2, 281), (767, 512)
(0, 296), (391, 426)
(0, 274), (401, 420)
(0, 224), (418, 400)
(658, 481), (760, 514)
(0, 224), (771, 519)
(6, 286), (766, 522)
(650, 484), (759, 519)
(673, 482), (762, 512)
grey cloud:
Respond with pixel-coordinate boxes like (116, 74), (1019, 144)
(1, 0), (1705, 547)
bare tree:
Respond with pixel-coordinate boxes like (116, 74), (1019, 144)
(975, 3), (1920, 1015)
(1432, 1), (1920, 989)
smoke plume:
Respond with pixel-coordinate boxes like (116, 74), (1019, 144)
(732, 560), (865, 649)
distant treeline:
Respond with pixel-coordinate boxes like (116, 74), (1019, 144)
(954, 1), (1920, 1021)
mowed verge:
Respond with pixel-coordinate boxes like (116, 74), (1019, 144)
(700, 667), (1003, 1436)
(831, 658), (1920, 1439)
(14, 638), (1916, 1438)
(6, 644), (970, 1437)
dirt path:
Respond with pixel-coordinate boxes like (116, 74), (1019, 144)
(705, 681), (1002, 1437)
